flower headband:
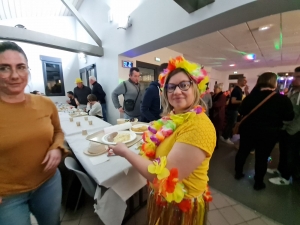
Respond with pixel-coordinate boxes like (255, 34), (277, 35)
(158, 56), (209, 94)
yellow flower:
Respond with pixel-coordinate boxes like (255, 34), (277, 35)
(148, 157), (170, 180)
(165, 183), (185, 203)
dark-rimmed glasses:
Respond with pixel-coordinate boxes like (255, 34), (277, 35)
(165, 81), (192, 93)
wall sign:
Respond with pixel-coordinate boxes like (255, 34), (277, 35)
(122, 60), (133, 68)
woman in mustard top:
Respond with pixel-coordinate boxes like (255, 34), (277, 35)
(110, 57), (216, 225)
(0, 42), (68, 225)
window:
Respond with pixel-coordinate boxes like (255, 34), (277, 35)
(40, 56), (65, 96)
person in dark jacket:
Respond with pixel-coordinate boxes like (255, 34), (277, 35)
(210, 83), (227, 149)
(140, 63), (167, 123)
(140, 81), (162, 122)
(235, 72), (294, 191)
(89, 76), (107, 121)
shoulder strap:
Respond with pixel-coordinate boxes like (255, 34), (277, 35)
(123, 81), (127, 96)
(240, 92), (276, 124)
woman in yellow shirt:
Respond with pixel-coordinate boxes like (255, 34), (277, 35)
(110, 57), (216, 225)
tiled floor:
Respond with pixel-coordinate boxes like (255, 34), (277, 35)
(30, 187), (282, 225)
(208, 140), (300, 224)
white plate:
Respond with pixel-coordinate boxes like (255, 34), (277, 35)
(130, 124), (149, 134)
(101, 131), (136, 145)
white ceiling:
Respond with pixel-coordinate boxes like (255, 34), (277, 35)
(0, 0), (84, 19)
(167, 10), (300, 71)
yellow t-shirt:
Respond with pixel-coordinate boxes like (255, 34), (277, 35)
(155, 113), (216, 198)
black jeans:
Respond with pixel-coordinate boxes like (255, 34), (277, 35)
(278, 130), (300, 180)
(235, 132), (279, 184)
(222, 110), (238, 139)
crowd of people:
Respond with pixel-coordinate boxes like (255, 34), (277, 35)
(208, 69), (300, 190)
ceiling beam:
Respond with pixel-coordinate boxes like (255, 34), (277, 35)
(174, 0), (215, 13)
(0, 25), (104, 57)
(61, 0), (102, 47)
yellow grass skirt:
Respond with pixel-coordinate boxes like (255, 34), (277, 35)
(146, 190), (208, 225)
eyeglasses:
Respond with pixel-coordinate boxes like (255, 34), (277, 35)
(165, 81), (192, 93)
(0, 65), (30, 77)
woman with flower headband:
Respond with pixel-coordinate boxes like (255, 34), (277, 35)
(109, 56), (216, 225)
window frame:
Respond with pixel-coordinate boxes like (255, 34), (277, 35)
(40, 55), (65, 97)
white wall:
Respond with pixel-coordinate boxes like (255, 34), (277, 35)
(0, 16), (80, 102)
(221, 64), (299, 91)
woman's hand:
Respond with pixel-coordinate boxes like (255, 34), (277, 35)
(108, 143), (130, 158)
(42, 149), (62, 172)
(0, 196), (2, 204)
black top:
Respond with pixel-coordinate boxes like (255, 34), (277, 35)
(91, 81), (106, 104)
(227, 86), (243, 111)
(140, 81), (162, 122)
(239, 90), (294, 135)
(73, 85), (91, 105)
(69, 98), (77, 108)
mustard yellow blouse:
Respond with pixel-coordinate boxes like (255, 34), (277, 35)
(155, 113), (216, 198)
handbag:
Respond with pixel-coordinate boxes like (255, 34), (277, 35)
(232, 92), (276, 135)
(123, 82), (140, 112)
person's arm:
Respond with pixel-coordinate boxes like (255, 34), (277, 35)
(48, 102), (68, 154)
(86, 103), (91, 111)
(110, 118), (214, 181)
(73, 88), (80, 106)
(244, 85), (250, 96)
(89, 103), (102, 116)
(140, 88), (156, 122)
(96, 84), (106, 98)
(42, 100), (69, 171)
(118, 142), (206, 181)
(111, 83), (126, 110)
(231, 89), (243, 104)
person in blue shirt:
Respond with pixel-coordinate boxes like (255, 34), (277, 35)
(140, 63), (167, 122)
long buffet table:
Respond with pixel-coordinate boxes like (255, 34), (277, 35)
(58, 112), (147, 225)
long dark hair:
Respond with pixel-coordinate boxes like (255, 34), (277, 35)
(0, 41), (28, 61)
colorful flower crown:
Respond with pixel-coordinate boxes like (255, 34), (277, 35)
(158, 56), (209, 94)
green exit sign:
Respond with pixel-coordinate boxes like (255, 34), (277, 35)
(174, 0), (215, 13)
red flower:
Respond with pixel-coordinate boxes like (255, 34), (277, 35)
(178, 199), (192, 212)
(165, 168), (178, 193)
(156, 195), (167, 207)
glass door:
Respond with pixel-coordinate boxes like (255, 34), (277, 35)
(79, 64), (97, 88)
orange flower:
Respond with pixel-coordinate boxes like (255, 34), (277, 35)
(178, 199), (192, 212)
(165, 168), (178, 193)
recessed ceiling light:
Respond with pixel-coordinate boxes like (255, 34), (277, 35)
(229, 64), (235, 67)
(254, 60), (260, 63)
(259, 24), (273, 31)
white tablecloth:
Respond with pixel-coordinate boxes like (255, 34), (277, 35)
(59, 113), (146, 225)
